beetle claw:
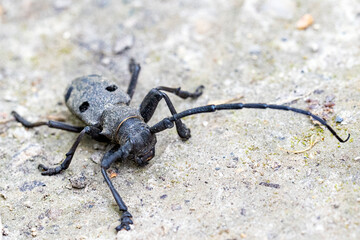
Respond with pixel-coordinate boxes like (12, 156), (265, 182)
(38, 164), (62, 176)
(194, 85), (205, 98)
(177, 123), (191, 140)
(115, 211), (133, 231)
(38, 164), (49, 171)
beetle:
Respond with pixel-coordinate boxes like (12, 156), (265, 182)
(11, 59), (350, 231)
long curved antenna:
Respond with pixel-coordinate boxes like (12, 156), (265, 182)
(150, 103), (350, 143)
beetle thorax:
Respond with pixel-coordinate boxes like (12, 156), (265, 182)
(99, 105), (142, 142)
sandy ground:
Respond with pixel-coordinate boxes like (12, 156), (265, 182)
(0, 0), (359, 239)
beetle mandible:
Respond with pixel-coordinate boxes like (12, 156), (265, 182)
(11, 59), (350, 231)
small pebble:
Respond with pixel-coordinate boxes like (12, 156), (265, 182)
(313, 23), (321, 30)
(3, 93), (17, 102)
(69, 175), (87, 189)
(296, 14), (314, 30)
(241, 208), (246, 216)
(23, 201), (32, 208)
(0, 191), (7, 200)
(31, 227), (37, 237)
(3, 227), (9, 236)
(62, 31), (71, 39)
(101, 57), (111, 65)
(335, 116), (343, 123)
(309, 43), (319, 52)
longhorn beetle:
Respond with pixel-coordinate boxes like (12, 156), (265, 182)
(11, 59), (350, 231)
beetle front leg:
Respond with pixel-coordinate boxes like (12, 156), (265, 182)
(101, 167), (133, 231)
(139, 87), (203, 140)
(101, 144), (134, 231)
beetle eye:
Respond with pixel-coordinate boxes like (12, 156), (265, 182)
(79, 101), (89, 112)
(106, 85), (118, 92)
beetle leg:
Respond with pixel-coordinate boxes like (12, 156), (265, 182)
(101, 143), (134, 231)
(126, 59), (141, 101)
(139, 87), (202, 140)
(11, 111), (84, 133)
(39, 126), (101, 175)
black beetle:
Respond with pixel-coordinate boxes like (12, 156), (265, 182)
(11, 59), (350, 231)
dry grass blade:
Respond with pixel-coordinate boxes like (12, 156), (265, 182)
(280, 135), (320, 154)
(208, 95), (243, 105)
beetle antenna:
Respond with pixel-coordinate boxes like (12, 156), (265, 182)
(150, 103), (350, 143)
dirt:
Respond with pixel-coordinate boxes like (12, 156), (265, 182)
(0, 0), (359, 239)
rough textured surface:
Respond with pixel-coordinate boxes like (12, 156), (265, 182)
(0, 0), (359, 239)
(65, 74), (131, 126)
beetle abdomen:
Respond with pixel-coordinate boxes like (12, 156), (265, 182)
(65, 75), (131, 126)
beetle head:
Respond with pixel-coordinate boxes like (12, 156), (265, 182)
(130, 128), (157, 166)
